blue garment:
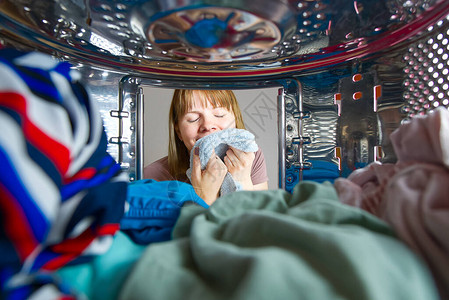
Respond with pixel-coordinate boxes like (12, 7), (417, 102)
(120, 179), (208, 245)
(186, 128), (259, 195)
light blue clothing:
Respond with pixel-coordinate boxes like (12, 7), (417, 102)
(120, 179), (209, 245)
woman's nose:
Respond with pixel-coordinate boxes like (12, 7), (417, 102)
(200, 116), (217, 132)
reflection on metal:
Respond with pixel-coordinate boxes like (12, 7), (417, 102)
(75, 65), (126, 164)
(291, 79), (311, 173)
(283, 81), (301, 192)
(0, 0), (447, 77)
(278, 88), (286, 190)
(337, 72), (379, 177)
(143, 5), (287, 62)
(136, 87), (144, 180)
(402, 19), (449, 118)
(283, 74), (340, 192)
(283, 78), (339, 192)
(374, 50), (408, 164)
(118, 76), (142, 180)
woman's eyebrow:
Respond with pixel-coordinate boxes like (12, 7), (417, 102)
(185, 110), (201, 114)
(185, 106), (226, 114)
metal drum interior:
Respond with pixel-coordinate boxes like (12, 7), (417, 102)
(1, 0), (449, 191)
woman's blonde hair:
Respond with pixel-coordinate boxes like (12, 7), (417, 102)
(168, 89), (245, 179)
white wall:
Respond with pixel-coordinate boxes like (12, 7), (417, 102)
(142, 87), (279, 189)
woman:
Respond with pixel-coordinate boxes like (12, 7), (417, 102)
(144, 89), (268, 204)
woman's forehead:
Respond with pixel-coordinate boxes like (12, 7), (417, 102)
(192, 90), (216, 103)
(186, 91), (229, 110)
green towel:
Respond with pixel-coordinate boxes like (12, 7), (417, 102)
(119, 181), (438, 300)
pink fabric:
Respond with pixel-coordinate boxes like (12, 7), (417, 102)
(334, 107), (449, 298)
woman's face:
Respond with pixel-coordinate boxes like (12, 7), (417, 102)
(176, 91), (236, 152)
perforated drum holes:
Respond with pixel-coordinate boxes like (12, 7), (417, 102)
(403, 16), (449, 118)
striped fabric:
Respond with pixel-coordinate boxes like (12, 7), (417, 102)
(0, 49), (128, 299)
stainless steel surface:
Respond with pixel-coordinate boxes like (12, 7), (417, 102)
(75, 65), (127, 162)
(278, 88), (286, 190)
(118, 76), (142, 181)
(140, 2), (291, 62)
(0, 0), (447, 77)
(137, 87), (144, 180)
(402, 21), (449, 119)
(337, 71), (378, 176)
(1, 0), (449, 189)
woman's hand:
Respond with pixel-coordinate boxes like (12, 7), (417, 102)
(224, 147), (255, 190)
(190, 150), (227, 205)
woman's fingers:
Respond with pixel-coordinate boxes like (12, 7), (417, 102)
(206, 150), (218, 168)
(223, 155), (234, 168)
(225, 147), (255, 169)
(224, 148), (239, 169)
(224, 147), (255, 190)
(191, 153), (202, 180)
(206, 152), (227, 181)
(191, 150), (228, 205)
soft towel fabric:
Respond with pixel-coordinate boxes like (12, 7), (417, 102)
(334, 107), (449, 299)
(0, 49), (127, 299)
(120, 179), (209, 245)
(186, 128), (259, 195)
(119, 181), (438, 300)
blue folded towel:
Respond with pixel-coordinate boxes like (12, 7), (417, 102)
(120, 179), (209, 245)
(186, 128), (259, 196)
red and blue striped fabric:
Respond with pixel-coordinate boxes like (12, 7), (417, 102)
(0, 49), (128, 299)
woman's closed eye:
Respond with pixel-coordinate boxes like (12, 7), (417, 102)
(213, 108), (228, 118)
(187, 117), (200, 123)
(184, 112), (200, 123)
(187, 114), (223, 122)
